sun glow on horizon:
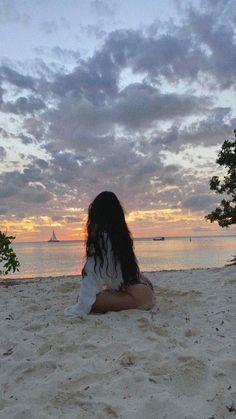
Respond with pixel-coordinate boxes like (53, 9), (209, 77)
(1, 207), (234, 242)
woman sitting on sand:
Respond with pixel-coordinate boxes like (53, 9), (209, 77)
(64, 191), (156, 317)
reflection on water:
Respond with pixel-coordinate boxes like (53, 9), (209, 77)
(135, 236), (236, 271)
(2, 236), (235, 279)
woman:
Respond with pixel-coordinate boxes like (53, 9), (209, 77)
(64, 191), (156, 317)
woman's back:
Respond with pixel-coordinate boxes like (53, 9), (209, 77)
(64, 191), (156, 317)
(84, 231), (123, 290)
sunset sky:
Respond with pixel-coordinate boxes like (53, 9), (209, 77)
(0, 0), (235, 241)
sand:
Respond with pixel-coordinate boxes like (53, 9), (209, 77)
(0, 266), (235, 419)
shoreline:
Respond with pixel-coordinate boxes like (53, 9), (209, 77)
(13, 234), (236, 244)
(0, 264), (233, 285)
(1, 265), (235, 418)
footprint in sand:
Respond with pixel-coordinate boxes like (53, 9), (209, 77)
(119, 352), (136, 367)
(23, 322), (45, 332)
(51, 391), (119, 418)
(130, 395), (193, 419)
(11, 409), (32, 419)
(138, 317), (169, 337)
(37, 342), (53, 356)
(170, 356), (207, 396)
(184, 329), (198, 338)
(54, 283), (78, 293)
(213, 359), (236, 381)
(15, 360), (57, 383)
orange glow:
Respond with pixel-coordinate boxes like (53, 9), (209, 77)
(1, 207), (234, 242)
(1, 215), (86, 242)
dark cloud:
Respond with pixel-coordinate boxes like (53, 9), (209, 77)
(0, 146), (7, 160)
(185, 0), (235, 89)
(100, 29), (205, 86)
(2, 95), (45, 115)
(34, 158), (49, 169)
(0, 85), (4, 104)
(45, 83), (212, 154)
(49, 151), (83, 183)
(23, 117), (47, 142)
(21, 186), (53, 203)
(0, 65), (35, 90)
(51, 49), (119, 102)
(0, 182), (18, 198)
(111, 83), (211, 129)
(151, 125), (180, 147)
(18, 133), (35, 145)
(177, 107), (234, 147)
(182, 194), (217, 211)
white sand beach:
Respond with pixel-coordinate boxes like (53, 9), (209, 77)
(0, 266), (235, 419)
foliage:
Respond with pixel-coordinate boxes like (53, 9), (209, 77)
(205, 131), (236, 228)
(0, 231), (20, 276)
(205, 130), (236, 265)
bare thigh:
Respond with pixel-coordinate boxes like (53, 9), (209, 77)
(125, 283), (156, 309)
(91, 283), (155, 313)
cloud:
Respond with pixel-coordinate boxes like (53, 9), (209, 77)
(0, 182), (18, 198)
(40, 20), (58, 35)
(102, 29), (206, 85)
(21, 186), (53, 203)
(0, 0), (234, 229)
(0, 65), (35, 90)
(90, 0), (116, 18)
(60, 17), (71, 30)
(64, 216), (82, 223)
(0, 207), (8, 215)
(51, 47), (80, 62)
(110, 83), (211, 129)
(0, 85), (4, 104)
(0, 0), (30, 26)
(80, 24), (106, 39)
(177, 107), (234, 147)
(45, 81), (212, 154)
(185, 2), (236, 89)
(182, 194), (217, 211)
(0, 146), (7, 160)
(2, 95), (45, 115)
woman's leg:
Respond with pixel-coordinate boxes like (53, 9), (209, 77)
(91, 289), (137, 312)
(91, 283), (155, 313)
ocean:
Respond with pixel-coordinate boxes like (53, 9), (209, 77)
(1, 235), (235, 280)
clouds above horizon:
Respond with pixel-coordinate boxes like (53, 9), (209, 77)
(0, 0), (235, 237)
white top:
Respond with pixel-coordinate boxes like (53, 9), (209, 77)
(64, 235), (123, 317)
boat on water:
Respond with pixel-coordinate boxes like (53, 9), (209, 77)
(153, 237), (165, 241)
(48, 230), (60, 242)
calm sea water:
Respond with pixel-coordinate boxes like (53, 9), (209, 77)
(1, 236), (235, 280)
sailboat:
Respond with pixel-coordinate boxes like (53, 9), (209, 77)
(48, 230), (60, 242)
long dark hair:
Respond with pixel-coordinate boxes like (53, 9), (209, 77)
(84, 191), (140, 286)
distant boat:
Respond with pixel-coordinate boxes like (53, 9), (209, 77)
(153, 237), (165, 241)
(48, 230), (60, 242)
